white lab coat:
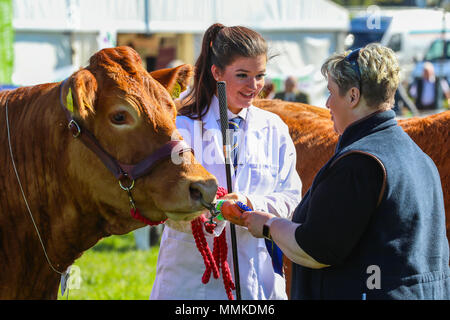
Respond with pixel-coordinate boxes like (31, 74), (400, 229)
(150, 96), (302, 300)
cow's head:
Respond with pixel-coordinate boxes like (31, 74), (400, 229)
(60, 46), (217, 234)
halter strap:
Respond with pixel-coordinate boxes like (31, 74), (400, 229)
(58, 78), (193, 182)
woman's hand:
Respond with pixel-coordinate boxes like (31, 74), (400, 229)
(219, 201), (246, 226)
(216, 193), (253, 226)
(218, 192), (252, 208)
(243, 211), (275, 238)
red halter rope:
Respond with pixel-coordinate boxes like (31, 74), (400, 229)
(191, 186), (236, 300)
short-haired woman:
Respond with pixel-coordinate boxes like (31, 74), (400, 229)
(243, 43), (450, 299)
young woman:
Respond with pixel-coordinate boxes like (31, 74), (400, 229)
(150, 23), (302, 300)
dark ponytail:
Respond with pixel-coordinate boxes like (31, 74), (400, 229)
(180, 23), (268, 119)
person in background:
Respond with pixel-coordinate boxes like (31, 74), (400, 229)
(409, 61), (450, 111)
(242, 44), (450, 299)
(150, 23), (302, 300)
(392, 82), (418, 116)
(274, 76), (309, 103)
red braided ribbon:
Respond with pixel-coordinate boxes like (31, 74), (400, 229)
(191, 186), (236, 300)
(130, 208), (167, 226)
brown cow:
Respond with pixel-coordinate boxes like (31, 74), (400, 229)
(0, 46), (217, 299)
(253, 99), (450, 296)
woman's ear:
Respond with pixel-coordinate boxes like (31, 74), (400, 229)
(348, 87), (361, 108)
(210, 64), (221, 82)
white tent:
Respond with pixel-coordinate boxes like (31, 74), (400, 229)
(13, 0), (348, 33)
(12, 0), (348, 106)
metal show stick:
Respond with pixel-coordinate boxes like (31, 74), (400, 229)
(217, 81), (241, 300)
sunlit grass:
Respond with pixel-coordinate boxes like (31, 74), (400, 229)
(57, 232), (159, 300)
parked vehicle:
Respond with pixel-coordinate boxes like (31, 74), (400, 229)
(348, 8), (450, 80)
(411, 37), (450, 83)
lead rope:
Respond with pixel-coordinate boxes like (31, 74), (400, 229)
(191, 186), (236, 300)
(5, 97), (63, 275)
(5, 95), (71, 299)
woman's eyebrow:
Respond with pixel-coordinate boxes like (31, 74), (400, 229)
(235, 68), (266, 73)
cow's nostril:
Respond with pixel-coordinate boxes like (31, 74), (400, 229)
(189, 185), (202, 201)
(189, 180), (217, 206)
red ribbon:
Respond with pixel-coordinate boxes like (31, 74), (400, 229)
(191, 186), (235, 300)
(130, 208), (167, 226)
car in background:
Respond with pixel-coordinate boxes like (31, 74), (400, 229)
(348, 9), (450, 81)
(411, 37), (450, 83)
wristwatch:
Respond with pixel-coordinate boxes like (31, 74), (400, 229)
(262, 217), (277, 240)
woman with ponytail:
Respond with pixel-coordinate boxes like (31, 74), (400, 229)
(150, 23), (302, 300)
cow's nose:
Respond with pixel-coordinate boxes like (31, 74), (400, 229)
(189, 179), (218, 205)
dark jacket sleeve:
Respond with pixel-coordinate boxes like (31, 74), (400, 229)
(294, 153), (384, 265)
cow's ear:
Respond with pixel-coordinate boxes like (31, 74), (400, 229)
(63, 69), (98, 119)
(150, 64), (193, 99)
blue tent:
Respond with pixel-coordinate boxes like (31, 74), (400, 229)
(349, 16), (393, 50)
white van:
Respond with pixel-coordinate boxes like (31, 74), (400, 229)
(380, 8), (450, 79)
(410, 37), (450, 82)
(349, 8), (450, 80)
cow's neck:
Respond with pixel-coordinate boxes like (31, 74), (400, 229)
(2, 85), (110, 298)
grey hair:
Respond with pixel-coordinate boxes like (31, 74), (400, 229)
(321, 43), (400, 108)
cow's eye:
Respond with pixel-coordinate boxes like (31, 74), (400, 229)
(110, 112), (127, 124)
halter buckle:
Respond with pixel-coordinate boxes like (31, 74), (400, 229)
(119, 175), (135, 191)
(68, 120), (81, 138)
(200, 198), (221, 228)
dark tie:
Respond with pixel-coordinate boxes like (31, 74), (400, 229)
(228, 117), (242, 171)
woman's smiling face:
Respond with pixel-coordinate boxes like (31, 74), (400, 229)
(212, 55), (266, 114)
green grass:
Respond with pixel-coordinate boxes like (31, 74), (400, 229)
(57, 232), (159, 300)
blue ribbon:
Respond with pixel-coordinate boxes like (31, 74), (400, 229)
(236, 201), (284, 276)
